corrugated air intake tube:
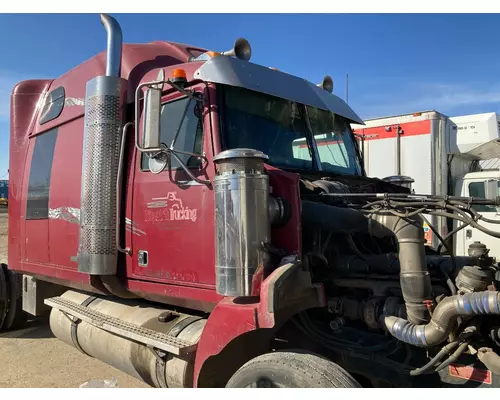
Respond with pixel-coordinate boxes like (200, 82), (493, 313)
(385, 291), (500, 347)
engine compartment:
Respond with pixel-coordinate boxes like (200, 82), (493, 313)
(284, 174), (500, 386)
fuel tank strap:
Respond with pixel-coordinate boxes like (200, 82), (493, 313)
(155, 316), (203, 388)
(168, 316), (203, 337)
(70, 296), (97, 356)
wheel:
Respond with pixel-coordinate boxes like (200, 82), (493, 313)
(226, 350), (362, 388)
(2, 266), (27, 330)
(0, 265), (7, 330)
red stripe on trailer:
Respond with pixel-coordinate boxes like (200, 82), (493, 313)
(353, 120), (431, 141)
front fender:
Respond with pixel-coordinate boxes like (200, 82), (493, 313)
(193, 261), (325, 387)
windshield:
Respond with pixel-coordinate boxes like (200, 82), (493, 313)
(220, 85), (362, 175)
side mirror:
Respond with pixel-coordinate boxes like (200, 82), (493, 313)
(141, 69), (164, 152)
(142, 86), (162, 151)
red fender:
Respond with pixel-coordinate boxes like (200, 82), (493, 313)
(193, 262), (325, 387)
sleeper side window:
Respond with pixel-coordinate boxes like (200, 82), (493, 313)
(141, 96), (204, 171)
(26, 129), (58, 220)
(40, 86), (65, 125)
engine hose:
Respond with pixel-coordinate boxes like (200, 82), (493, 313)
(434, 341), (469, 372)
(426, 209), (500, 242)
(419, 214), (457, 284)
(449, 201), (500, 224)
(409, 326), (477, 376)
(385, 291), (500, 347)
(410, 340), (460, 376)
(444, 204), (500, 238)
(469, 219), (500, 239)
(437, 223), (469, 254)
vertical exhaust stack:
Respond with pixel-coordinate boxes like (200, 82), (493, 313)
(78, 14), (127, 275)
(100, 13), (123, 77)
(213, 149), (271, 297)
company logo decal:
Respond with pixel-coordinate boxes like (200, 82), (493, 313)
(146, 192), (197, 222)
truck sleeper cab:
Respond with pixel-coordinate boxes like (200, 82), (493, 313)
(9, 14), (500, 389)
(8, 14), (368, 388)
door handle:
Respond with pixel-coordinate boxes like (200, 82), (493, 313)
(466, 229), (472, 239)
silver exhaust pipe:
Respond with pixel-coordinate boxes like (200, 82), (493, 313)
(100, 14), (123, 77)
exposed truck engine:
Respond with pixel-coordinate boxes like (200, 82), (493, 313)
(6, 13), (500, 388)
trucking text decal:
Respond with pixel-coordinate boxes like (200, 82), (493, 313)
(146, 192), (197, 222)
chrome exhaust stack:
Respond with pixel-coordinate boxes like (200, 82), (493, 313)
(78, 14), (127, 275)
(100, 13), (123, 77)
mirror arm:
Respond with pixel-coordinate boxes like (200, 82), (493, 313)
(134, 79), (204, 154)
(170, 98), (192, 149)
(169, 148), (208, 165)
(169, 81), (203, 101)
(169, 151), (211, 186)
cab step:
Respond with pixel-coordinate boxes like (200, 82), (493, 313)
(44, 296), (197, 356)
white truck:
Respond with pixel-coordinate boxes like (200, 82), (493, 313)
(349, 111), (500, 258)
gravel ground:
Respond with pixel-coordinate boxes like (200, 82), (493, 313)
(0, 209), (149, 388)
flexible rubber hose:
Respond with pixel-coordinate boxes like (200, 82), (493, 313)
(434, 341), (469, 372)
(409, 340), (460, 376)
(385, 291), (500, 347)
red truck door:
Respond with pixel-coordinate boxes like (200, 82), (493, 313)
(128, 84), (216, 287)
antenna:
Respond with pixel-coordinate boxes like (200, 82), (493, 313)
(346, 73), (349, 104)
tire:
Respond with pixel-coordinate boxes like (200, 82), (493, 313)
(0, 265), (7, 330)
(226, 350), (362, 388)
(3, 267), (27, 330)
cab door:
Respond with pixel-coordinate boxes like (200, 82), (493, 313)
(457, 178), (500, 258)
(129, 84), (216, 287)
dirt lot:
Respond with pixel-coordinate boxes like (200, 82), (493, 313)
(0, 209), (149, 388)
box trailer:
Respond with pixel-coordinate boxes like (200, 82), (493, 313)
(351, 111), (500, 257)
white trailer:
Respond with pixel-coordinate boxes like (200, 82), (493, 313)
(350, 111), (500, 258)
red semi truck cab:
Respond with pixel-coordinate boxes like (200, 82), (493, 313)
(10, 14), (500, 390)
(7, 14), (369, 388)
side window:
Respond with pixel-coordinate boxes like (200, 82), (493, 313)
(469, 181), (492, 213)
(26, 129), (58, 220)
(142, 97), (203, 171)
(40, 86), (65, 125)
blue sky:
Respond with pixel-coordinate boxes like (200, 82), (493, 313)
(1, 13), (500, 177)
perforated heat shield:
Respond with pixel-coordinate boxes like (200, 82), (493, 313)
(78, 76), (127, 275)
